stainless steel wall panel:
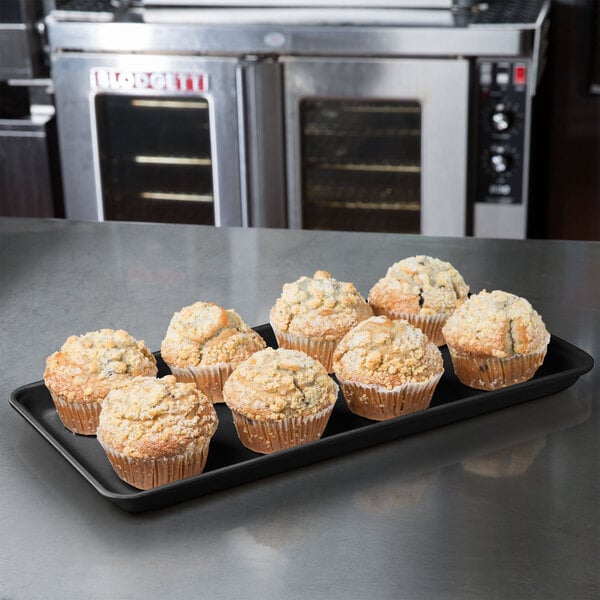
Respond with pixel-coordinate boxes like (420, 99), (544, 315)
(0, 116), (61, 218)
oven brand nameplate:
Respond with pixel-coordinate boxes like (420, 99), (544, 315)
(90, 68), (208, 93)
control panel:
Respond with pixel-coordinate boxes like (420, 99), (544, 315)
(474, 59), (529, 205)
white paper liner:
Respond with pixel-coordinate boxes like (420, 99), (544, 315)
(98, 440), (211, 490)
(270, 323), (337, 373)
(49, 392), (102, 435)
(166, 362), (234, 403)
(371, 306), (448, 346)
(231, 403), (335, 454)
(338, 374), (442, 421)
(446, 346), (548, 391)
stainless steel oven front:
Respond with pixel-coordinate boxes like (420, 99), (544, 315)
(48, 0), (549, 237)
(51, 54), (245, 226)
(283, 57), (468, 236)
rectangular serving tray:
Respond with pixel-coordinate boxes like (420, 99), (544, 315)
(9, 324), (594, 512)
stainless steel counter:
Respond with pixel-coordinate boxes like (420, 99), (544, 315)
(1, 217), (598, 599)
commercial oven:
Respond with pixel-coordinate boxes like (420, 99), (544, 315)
(52, 54), (247, 225)
(47, 0), (549, 237)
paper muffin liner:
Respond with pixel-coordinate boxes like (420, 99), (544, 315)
(98, 439), (211, 490)
(49, 392), (102, 435)
(338, 374), (442, 421)
(230, 403), (335, 454)
(371, 306), (448, 346)
(446, 345), (548, 391)
(270, 324), (337, 373)
(166, 362), (234, 403)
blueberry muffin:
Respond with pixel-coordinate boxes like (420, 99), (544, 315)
(44, 329), (158, 435)
(161, 301), (266, 402)
(97, 375), (218, 490)
(441, 289), (550, 390)
(333, 315), (444, 421)
(223, 347), (338, 454)
(269, 270), (373, 373)
(368, 256), (469, 346)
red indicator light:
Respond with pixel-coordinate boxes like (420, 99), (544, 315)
(514, 65), (527, 85)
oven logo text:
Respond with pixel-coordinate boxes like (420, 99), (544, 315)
(90, 69), (208, 93)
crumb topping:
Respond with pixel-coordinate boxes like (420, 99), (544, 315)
(97, 375), (218, 459)
(222, 348), (338, 420)
(368, 255), (469, 316)
(269, 270), (373, 341)
(160, 301), (266, 368)
(44, 329), (158, 404)
(333, 316), (444, 389)
(441, 290), (550, 358)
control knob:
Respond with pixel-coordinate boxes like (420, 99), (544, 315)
(490, 153), (510, 174)
(491, 108), (511, 132)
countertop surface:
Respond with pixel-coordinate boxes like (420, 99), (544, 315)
(1, 218), (598, 600)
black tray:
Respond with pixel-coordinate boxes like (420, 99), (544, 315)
(9, 325), (594, 512)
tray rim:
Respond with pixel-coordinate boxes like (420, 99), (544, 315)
(8, 329), (594, 508)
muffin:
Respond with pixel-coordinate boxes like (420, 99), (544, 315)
(269, 270), (373, 373)
(441, 289), (550, 390)
(97, 375), (218, 490)
(43, 329), (158, 435)
(222, 347), (338, 454)
(368, 255), (469, 346)
(160, 301), (266, 403)
(333, 315), (444, 421)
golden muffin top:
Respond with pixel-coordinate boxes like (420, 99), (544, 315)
(97, 375), (218, 459)
(223, 347), (338, 420)
(269, 270), (373, 341)
(441, 290), (550, 358)
(333, 316), (444, 389)
(44, 329), (158, 404)
(161, 301), (266, 368)
(368, 255), (469, 316)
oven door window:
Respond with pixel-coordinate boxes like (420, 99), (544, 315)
(95, 94), (214, 225)
(300, 99), (421, 233)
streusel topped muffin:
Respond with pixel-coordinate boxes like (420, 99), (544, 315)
(368, 256), (469, 346)
(441, 290), (549, 358)
(223, 347), (338, 453)
(224, 347), (337, 420)
(442, 290), (550, 390)
(269, 270), (373, 372)
(333, 316), (444, 389)
(161, 301), (265, 368)
(44, 329), (158, 435)
(97, 375), (218, 489)
(161, 301), (266, 402)
(333, 316), (443, 420)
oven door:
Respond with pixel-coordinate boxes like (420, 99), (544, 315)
(282, 57), (469, 235)
(52, 53), (243, 226)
